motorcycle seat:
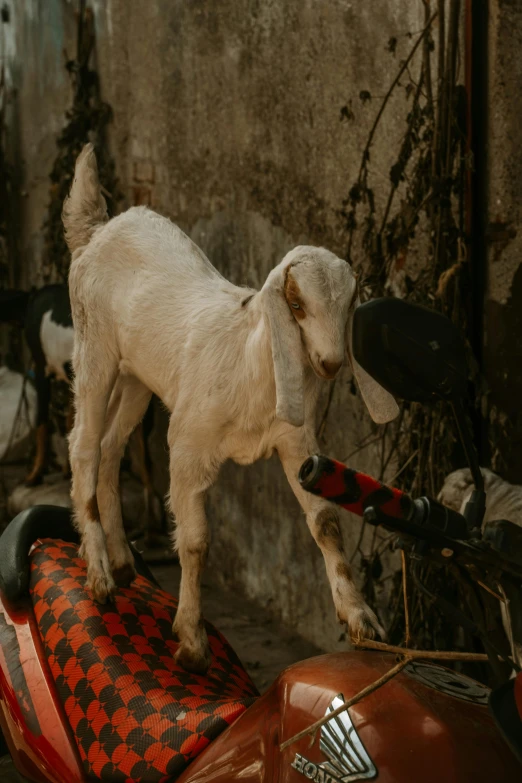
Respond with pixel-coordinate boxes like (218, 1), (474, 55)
(29, 538), (258, 782)
(0, 506), (155, 602)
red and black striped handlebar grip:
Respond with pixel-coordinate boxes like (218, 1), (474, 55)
(298, 454), (414, 520)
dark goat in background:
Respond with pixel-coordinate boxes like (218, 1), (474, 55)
(0, 286), (157, 509)
(1, 284), (74, 484)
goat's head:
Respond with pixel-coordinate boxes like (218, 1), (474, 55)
(262, 246), (399, 427)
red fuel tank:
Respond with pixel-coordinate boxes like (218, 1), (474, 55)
(179, 651), (521, 783)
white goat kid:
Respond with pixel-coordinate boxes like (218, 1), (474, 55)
(439, 467), (522, 527)
(64, 144), (399, 673)
(439, 467), (522, 667)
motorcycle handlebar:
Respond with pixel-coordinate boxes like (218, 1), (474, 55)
(299, 454), (414, 520)
(298, 454), (470, 543)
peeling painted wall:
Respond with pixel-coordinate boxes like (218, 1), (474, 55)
(6, 0), (441, 650)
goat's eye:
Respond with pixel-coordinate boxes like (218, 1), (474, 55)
(291, 302), (301, 310)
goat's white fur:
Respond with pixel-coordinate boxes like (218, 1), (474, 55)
(64, 143), (398, 673)
(438, 467), (522, 526)
(40, 311), (74, 382)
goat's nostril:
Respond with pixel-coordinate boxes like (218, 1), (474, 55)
(321, 359), (343, 377)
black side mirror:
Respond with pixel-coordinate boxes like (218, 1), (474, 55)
(352, 298), (469, 403)
(352, 298), (484, 533)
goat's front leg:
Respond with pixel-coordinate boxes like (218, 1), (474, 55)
(277, 432), (385, 642)
(168, 436), (215, 674)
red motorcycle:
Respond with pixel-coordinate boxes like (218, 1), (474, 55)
(1, 298), (521, 782)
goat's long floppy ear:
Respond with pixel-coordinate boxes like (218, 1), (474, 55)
(347, 297), (400, 425)
(263, 270), (305, 427)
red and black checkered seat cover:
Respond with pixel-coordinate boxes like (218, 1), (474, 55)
(30, 540), (258, 782)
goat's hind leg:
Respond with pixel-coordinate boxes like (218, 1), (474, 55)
(69, 359), (117, 603)
(97, 373), (152, 586)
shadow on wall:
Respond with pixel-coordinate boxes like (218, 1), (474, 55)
(485, 262), (522, 483)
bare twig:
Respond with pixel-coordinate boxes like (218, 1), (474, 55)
(279, 657), (411, 752)
(378, 423), (388, 481)
(432, 0), (445, 182)
(496, 584), (516, 664)
(475, 580), (506, 604)
(317, 379), (338, 440)
(444, 0), (461, 172)
(428, 412), (436, 496)
(342, 434), (383, 464)
(349, 519), (368, 564)
(422, 0), (434, 107)
(401, 550), (411, 646)
(380, 408), (405, 479)
(376, 531), (396, 556)
(388, 448), (419, 484)
(354, 638), (489, 661)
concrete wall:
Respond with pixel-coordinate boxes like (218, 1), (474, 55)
(3, 0), (77, 287)
(5, 0), (436, 650)
(484, 1), (522, 484)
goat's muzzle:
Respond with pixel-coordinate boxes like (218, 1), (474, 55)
(311, 357), (343, 380)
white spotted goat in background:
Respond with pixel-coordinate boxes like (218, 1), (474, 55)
(439, 466), (522, 667)
(439, 467), (522, 526)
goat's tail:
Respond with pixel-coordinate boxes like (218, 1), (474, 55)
(62, 143), (108, 254)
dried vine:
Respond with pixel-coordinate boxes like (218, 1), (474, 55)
(333, 0), (489, 662)
(42, 1), (121, 283)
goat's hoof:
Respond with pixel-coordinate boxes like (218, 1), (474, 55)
(112, 562), (136, 588)
(175, 642), (211, 675)
(340, 603), (386, 644)
(87, 572), (116, 604)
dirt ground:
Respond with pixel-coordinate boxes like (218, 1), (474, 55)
(153, 561), (321, 692)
